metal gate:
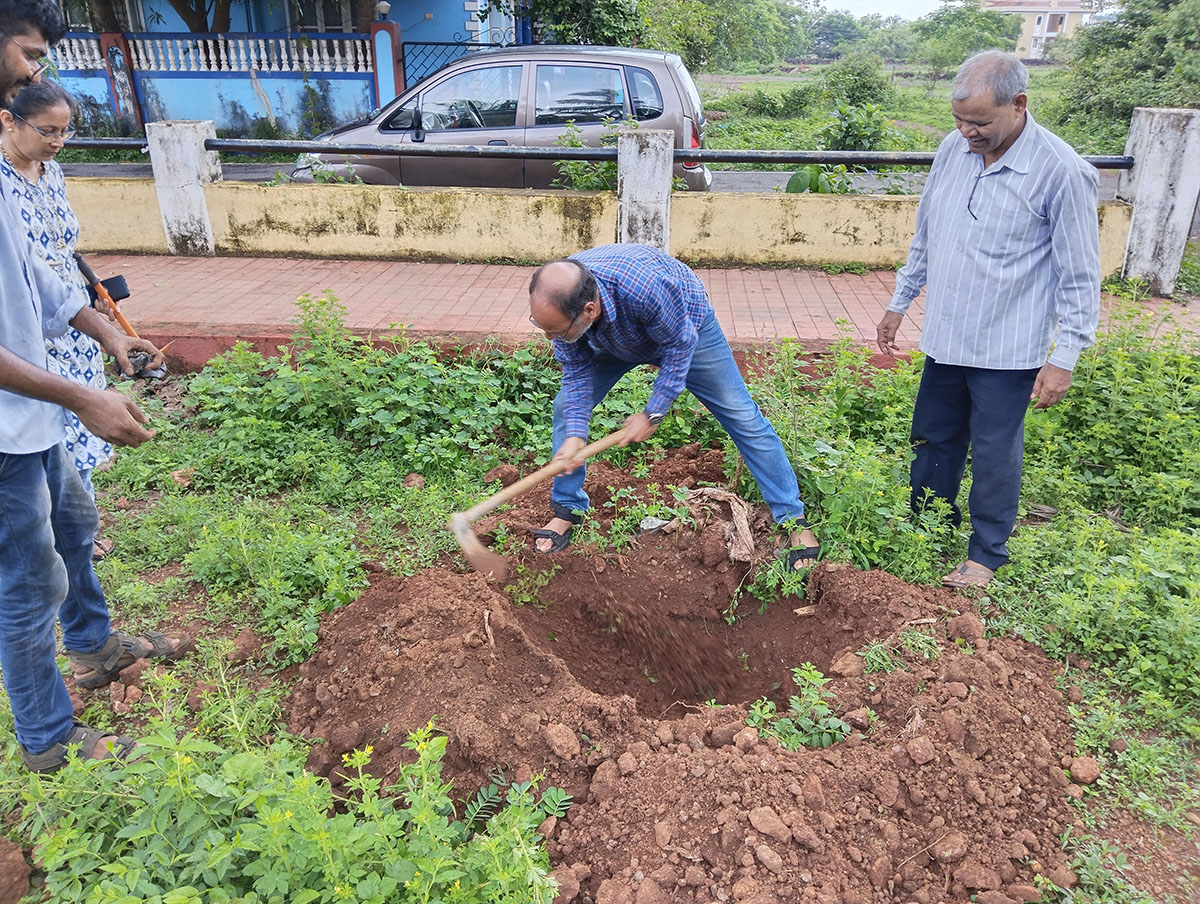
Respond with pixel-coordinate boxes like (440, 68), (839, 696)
(400, 29), (516, 90)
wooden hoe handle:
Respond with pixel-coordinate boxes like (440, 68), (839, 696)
(448, 427), (629, 581)
(463, 428), (629, 523)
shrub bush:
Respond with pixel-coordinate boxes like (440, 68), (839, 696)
(818, 102), (893, 152)
(15, 707), (566, 904)
(821, 53), (894, 107)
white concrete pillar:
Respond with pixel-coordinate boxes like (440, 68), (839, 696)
(145, 120), (222, 256)
(1117, 107), (1200, 296)
(617, 129), (673, 251)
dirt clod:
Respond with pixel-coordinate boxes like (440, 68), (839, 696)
(0, 837), (29, 904)
(228, 627), (262, 664)
(1069, 756), (1102, 784)
(483, 464), (520, 486)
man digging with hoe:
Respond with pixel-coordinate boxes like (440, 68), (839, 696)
(527, 243), (819, 567)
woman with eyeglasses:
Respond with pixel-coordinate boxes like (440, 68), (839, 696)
(0, 81), (114, 559)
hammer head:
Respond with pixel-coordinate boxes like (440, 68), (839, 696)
(449, 511), (509, 582)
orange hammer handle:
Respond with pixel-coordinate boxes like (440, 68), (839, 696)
(74, 254), (139, 339)
(97, 286), (140, 339)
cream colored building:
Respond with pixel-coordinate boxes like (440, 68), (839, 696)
(983, 0), (1095, 59)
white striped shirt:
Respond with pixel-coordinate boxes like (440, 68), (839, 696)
(889, 112), (1100, 371)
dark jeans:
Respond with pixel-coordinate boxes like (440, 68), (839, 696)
(910, 358), (1040, 571)
(0, 444), (111, 755)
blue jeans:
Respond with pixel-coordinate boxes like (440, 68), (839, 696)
(909, 358), (1040, 571)
(551, 312), (805, 525)
(0, 444), (111, 755)
(78, 467), (95, 500)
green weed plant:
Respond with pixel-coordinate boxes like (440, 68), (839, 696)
(746, 663), (851, 749)
(504, 563), (560, 611)
(601, 484), (694, 551)
(12, 711), (563, 904)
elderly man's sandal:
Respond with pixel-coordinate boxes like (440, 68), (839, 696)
(533, 505), (583, 554)
(942, 561), (995, 589)
(67, 629), (195, 689)
(787, 544), (821, 569)
(21, 721), (138, 773)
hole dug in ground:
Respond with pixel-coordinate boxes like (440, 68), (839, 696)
(285, 448), (1089, 903)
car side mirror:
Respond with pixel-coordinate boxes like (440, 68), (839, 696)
(412, 109), (425, 142)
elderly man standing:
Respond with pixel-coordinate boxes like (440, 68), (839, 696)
(0, 0), (187, 772)
(528, 242), (819, 564)
(876, 50), (1100, 589)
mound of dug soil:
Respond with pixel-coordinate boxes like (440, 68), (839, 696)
(285, 447), (1091, 904)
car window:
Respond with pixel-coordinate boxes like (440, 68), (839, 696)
(534, 65), (626, 126)
(382, 98), (416, 131)
(421, 65), (521, 131)
(626, 67), (664, 121)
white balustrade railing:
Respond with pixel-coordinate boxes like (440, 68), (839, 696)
(127, 34), (373, 74)
(52, 36), (105, 71)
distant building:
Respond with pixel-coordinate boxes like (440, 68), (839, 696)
(982, 0), (1095, 59)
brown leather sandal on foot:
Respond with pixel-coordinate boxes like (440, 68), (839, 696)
(67, 629), (195, 689)
(20, 721), (138, 773)
(942, 560), (994, 589)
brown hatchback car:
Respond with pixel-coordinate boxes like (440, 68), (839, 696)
(291, 44), (711, 191)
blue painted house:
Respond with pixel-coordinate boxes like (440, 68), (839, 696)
(52, 0), (530, 136)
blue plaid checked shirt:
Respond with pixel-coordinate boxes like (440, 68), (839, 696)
(554, 244), (712, 439)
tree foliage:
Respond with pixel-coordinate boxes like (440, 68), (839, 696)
(641, 0), (817, 71)
(821, 53), (894, 106)
(911, 0), (1021, 82)
(1060, 0), (1200, 121)
(162, 0), (239, 33)
(482, 0), (646, 46)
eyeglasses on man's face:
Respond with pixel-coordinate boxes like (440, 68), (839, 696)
(11, 110), (74, 142)
(1, 30), (52, 79)
(530, 307), (583, 340)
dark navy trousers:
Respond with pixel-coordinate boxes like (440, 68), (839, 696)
(909, 358), (1041, 571)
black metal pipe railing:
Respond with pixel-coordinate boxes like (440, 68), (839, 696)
(65, 138), (149, 151)
(63, 136), (1135, 170)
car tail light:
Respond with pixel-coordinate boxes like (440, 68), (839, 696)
(683, 117), (701, 170)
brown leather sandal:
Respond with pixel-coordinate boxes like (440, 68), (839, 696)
(67, 629), (195, 689)
(942, 560), (995, 589)
(20, 721), (138, 773)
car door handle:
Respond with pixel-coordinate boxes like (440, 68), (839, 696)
(487, 140), (508, 146)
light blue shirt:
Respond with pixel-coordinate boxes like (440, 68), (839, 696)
(0, 194), (85, 454)
(889, 112), (1100, 371)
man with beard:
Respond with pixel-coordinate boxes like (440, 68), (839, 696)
(0, 0), (189, 772)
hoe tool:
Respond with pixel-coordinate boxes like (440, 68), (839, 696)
(74, 253), (167, 379)
(449, 427), (628, 581)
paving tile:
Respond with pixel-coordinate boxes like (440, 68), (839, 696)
(89, 254), (1200, 356)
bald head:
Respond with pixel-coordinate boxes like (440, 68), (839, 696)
(529, 259), (597, 317)
(528, 258), (600, 342)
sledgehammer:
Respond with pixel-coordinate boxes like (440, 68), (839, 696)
(449, 427), (629, 581)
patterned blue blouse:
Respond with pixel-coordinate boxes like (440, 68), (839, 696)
(0, 152), (113, 471)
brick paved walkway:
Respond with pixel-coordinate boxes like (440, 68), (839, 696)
(88, 254), (1194, 370)
(89, 254), (921, 349)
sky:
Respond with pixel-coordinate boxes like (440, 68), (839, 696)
(824, 0), (946, 20)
